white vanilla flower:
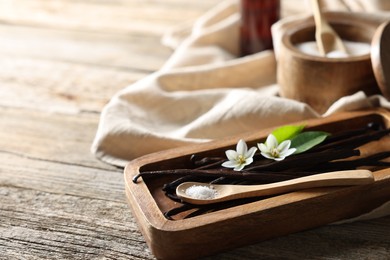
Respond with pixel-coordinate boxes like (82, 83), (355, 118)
(222, 139), (257, 171)
(258, 134), (296, 161)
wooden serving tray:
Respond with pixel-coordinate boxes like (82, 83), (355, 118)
(124, 109), (390, 260)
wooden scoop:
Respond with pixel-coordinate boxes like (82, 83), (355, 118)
(176, 170), (374, 205)
(311, 0), (347, 56)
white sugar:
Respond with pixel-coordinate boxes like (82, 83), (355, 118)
(185, 185), (218, 200)
(295, 40), (371, 58)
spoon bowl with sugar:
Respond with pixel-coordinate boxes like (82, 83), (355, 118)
(176, 170), (374, 205)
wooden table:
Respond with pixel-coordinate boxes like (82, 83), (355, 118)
(1, 1), (389, 259)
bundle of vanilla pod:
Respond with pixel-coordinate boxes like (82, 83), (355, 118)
(133, 122), (390, 219)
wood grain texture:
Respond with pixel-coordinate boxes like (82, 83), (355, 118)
(0, 186), (154, 259)
(0, 56), (145, 113)
(0, 107), (112, 169)
(0, 0), (218, 35)
(0, 24), (170, 72)
(0, 152), (122, 200)
(0, 0), (389, 259)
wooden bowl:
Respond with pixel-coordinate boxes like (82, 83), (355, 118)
(277, 13), (382, 114)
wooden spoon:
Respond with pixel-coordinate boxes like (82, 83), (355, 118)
(176, 170), (374, 205)
(311, 0), (347, 56)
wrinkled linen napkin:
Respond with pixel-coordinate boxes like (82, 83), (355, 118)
(92, 0), (390, 220)
(92, 0), (390, 166)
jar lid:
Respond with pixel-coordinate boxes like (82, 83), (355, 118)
(371, 20), (390, 100)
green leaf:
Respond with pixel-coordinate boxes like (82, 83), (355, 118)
(272, 125), (305, 143)
(290, 131), (330, 154)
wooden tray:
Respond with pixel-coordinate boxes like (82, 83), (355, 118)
(124, 109), (390, 260)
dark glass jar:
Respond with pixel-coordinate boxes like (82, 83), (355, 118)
(239, 0), (281, 56)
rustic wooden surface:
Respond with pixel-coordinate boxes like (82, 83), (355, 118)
(0, 1), (389, 259)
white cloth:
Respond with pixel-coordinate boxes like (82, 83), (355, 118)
(91, 0), (390, 167)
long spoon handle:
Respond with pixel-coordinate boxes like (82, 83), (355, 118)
(231, 169), (373, 196)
